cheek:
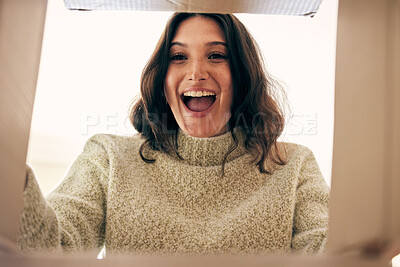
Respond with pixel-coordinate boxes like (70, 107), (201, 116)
(222, 91), (234, 113)
(218, 68), (233, 107)
(164, 70), (177, 103)
(218, 65), (233, 90)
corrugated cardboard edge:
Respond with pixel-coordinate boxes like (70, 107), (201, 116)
(0, 253), (391, 267)
(0, 0), (47, 253)
(63, 0), (322, 16)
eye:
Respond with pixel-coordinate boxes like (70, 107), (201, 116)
(170, 53), (187, 61)
(208, 52), (227, 60)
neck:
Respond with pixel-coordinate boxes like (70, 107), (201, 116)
(175, 128), (246, 167)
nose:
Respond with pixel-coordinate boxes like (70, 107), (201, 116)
(187, 59), (209, 81)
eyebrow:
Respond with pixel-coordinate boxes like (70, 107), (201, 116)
(170, 41), (227, 48)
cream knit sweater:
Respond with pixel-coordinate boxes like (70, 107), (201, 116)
(18, 129), (329, 256)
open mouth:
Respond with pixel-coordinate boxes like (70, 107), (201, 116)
(181, 91), (216, 112)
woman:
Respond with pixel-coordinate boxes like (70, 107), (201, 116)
(18, 13), (329, 256)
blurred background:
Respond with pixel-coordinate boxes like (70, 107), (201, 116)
(27, 0), (338, 194)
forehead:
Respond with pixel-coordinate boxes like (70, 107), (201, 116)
(171, 16), (226, 43)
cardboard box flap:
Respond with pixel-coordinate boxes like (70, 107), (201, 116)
(327, 0), (400, 253)
(64, 0), (323, 16)
(0, 0), (47, 252)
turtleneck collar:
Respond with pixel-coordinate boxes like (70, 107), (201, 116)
(174, 128), (247, 167)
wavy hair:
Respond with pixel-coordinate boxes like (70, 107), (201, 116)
(130, 12), (287, 175)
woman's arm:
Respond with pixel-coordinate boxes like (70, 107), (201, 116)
(17, 135), (109, 255)
(291, 148), (330, 254)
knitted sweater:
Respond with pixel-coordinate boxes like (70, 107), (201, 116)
(18, 129), (329, 256)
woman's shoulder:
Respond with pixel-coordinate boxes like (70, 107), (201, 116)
(82, 132), (145, 155)
(271, 141), (321, 173)
(277, 141), (315, 160)
(86, 132), (144, 143)
(273, 142), (327, 187)
(260, 141), (319, 175)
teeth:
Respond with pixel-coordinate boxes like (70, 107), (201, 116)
(183, 91), (216, 97)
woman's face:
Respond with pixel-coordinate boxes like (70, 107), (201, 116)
(165, 16), (233, 138)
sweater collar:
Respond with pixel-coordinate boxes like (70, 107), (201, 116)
(175, 128), (247, 167)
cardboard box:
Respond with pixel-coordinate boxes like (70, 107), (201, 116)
(64, 0), (323, 16)
(327, 0), (400, 253)
(0, 0), (399, 266)
(0, 0), (47, 253)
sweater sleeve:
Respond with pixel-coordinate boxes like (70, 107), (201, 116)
(17, 135), (110, 255)
(291, 147), (330, 254)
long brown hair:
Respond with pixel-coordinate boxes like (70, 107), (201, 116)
(130, 12), (287, 174)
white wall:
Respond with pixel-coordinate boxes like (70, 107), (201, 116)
(27, 0), (338, 194)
